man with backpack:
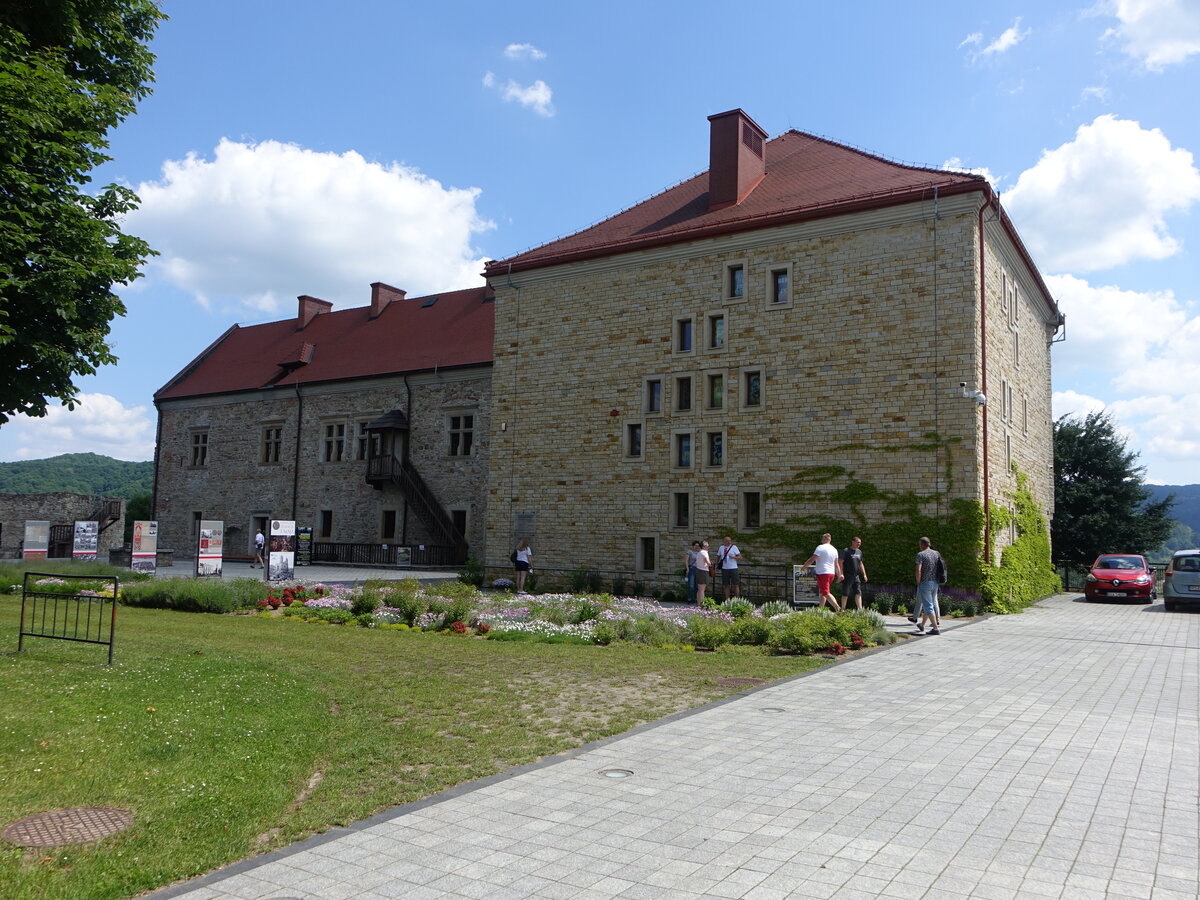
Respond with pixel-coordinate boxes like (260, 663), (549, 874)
(915, 536), (946, 635)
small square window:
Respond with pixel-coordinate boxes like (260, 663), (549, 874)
(743, 369), (762, 407)
(674, 432), (692, 468)
(644, 377), (662, 414)
(626, 422), (643, 458)
(706, 431), (724, 467)
(675, 375), (693, 412)
(676, 317), (694, 353)
(708, 313), (725, 349)
(742, 491), (762, 529)
(707, 373), (724, 409)
(672, 492), (691, 529)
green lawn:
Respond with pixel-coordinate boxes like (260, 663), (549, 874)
(0, 599), (824, 900)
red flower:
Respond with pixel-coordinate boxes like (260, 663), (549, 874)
(451, 621), (467, 634)
(850, 632), (865, 650)
(829, 642), (846, 655)
(256, 599), (269, 608)
(477, 623), (491, 634)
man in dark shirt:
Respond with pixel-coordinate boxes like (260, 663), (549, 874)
(838, 536), (868, 611)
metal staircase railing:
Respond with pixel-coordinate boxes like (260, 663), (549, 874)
(365, 456), (467, 559)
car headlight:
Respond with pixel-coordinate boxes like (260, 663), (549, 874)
(1086, 573), (1098, 582)
(1134, 575), (1150, 584)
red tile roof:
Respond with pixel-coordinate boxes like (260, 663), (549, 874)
(485, 130), (989, 276)
(155, 286), (494, 402)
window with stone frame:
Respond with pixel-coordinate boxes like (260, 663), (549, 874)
(706, 372), (725, 410)
(673, 431), (693, 468)
(643, 377), (663, 415)
(625, 422), (643, 458)
(672, 491), (691, 529)
(675, 375), (693, 412)
(323, 423), (346, 462)
(260, 426), (282, 464)
(707, 312), (725, 350)
(768, 263), (793, 307)
(638, 535), (657, 572)
(190, 430), (209, 467)
(675, 316), (694, 354)
(448, 413), (474, 457)
(724, 260), (747, 300)
(742, 368), (763, 408)
(705, 430), (725, 467)
(742, 491), (763, 529)
(356, 421), (375, 460)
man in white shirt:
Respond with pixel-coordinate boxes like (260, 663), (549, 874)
(803, 532), (843, 611)
(716, 536), (743, 601)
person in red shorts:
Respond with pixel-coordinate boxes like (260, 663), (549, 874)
(803, 532), (843, 612)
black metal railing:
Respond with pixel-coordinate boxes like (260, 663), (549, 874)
(311, 541), (467, 568)
(365, 455), (468, 557)
(19, 572), (119, 664)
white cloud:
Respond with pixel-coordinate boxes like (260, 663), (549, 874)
(1051, 389), (1107, 421)
(942, 157), (999, 188)
(1080, 84), (1110, 103)
(484, 74), (555, 117)
(980, 18), (1030, 55)
(1005, 115), (1200, 272)
(504, 43), (546, 61)
(1101, 0), (1200, 70)
(959, 32), (983, 48)
(5, 395), (155, 461)
(127, 139), (493, 315)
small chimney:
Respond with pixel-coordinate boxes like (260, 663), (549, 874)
(297, 294), (333, 329)
(707, 109), (768, 211)
(369, 282), (406, 319)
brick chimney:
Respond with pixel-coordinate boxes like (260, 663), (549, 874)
(369, 282), (406, 319)
(297, 294), (333, 329)
(707, 109), (768, 211)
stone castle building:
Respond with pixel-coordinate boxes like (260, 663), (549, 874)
(154, 108), (1061, 585)
(0, 492), (125, 559)
(152, 284), (493, 563)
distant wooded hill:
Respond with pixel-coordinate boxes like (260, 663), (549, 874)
(0, 453), (152, 499)
(1146, 484), (1200, 535)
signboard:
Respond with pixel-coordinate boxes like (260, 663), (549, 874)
(792, 565), (819, 609)
(395, 545), (412, 567)
(197, 520), (224, 577)
(131, 520), (158, 575)
(72, 521), (99, 561)
(268, 519), (296, 582)
(22, 521), (49, 560)
(295, 526), (313, 566)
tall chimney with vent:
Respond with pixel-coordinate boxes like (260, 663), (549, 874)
(707, 109), (768, 211)
(297, 295), (333, 329)
(369, 282), (406, 319)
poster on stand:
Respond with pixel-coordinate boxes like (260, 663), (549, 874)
(792, 565), (818, 609)
(23, 521), (49, 560)
(296, 526), (312, 566)
(72, 521), (99, 561)
(197, 520), (224, 577)
(132, 520), (158, 575)
(268, 520), (296, 582)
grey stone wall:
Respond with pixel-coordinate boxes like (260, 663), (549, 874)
(0, 492), (126, 559)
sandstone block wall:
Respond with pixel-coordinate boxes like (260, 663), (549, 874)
(0, 492), (126, 558)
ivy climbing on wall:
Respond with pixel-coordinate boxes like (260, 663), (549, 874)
(980, 467), (1061, 613)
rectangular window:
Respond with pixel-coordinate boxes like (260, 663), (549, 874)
(323, 423), (345, 462)
(672, 492), (690, 529)
(707, 373), (724, 409)
(771, 268), (789, 304)
(676, 317), (694, 353)
(743, 369), (762, 407)
(727, 264), (744, 299)
(707, 313), (725, 349)
(675, 375), (693, 411)
(626, 422), (643, 458)
(1014, 330), (1020, 368)
(638, 536), (656, 572)
(356, 421), (373, 460)
(190, 431), (209, 467)
(1000, 379), (1009, 421)
(319, 510), (333, 539)
(381, 509), (397, 541)
(644, 377), (662, 414)
(674, 432), (692, 468)
(1023, 396), (1029, 436)
(449, 414), (474, 456)
(706, 431), (724, 467)
(261, 426), (281, 464)
(742, 491), (763, 529)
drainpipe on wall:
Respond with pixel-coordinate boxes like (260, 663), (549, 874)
(400, 373), (412, 546)
(979, 197), (992, 561)
(292, 383), (303, 521)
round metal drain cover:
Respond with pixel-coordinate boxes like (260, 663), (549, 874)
(2, 807), (132, 847)
(599, 768), (634, 779)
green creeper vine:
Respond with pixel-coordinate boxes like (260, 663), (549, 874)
(980, 467), (1061, 613)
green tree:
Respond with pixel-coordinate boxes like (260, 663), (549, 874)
(0, 0), (164, 424)
(1052, 410), (1175, 570)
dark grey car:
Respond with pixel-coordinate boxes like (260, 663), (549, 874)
(1163, 549), (1200, 612)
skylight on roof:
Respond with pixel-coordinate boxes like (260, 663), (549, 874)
(421, 297), (438, 308)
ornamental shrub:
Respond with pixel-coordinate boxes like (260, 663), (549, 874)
(720, 598), (755, 619)
(457, 556), (484, 587)
(758, 600), (791, 618)
(687, 617), (735, 650)
(730, 616), (773, 646)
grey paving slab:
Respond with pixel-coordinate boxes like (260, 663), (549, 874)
(147, 595), (1200, 899)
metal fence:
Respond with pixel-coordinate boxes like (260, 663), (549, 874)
(18, 572), (118, 664)
(311, 542), (465, 569)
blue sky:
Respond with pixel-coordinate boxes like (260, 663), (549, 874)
(3, 0), (1199, 484)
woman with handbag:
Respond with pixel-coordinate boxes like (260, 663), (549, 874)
(695, 540), (713, 604)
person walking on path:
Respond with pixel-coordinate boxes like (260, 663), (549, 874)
(716, 536), (743, 601)
(915, 536), (944, 634)
(803, 533), (843, 612)
(514, 538), (533, 593)
(838, 536), (868, 611)
(684, 540), (701, 603)
(695, 541), (714, 605)
(253, 530), (265, 568)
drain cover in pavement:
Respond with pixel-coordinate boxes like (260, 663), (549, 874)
(2, 807), (132, 847)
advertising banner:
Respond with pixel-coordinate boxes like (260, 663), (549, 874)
(296, 526), (312, 566)
(131, 520), (158, 575)
(22, 521), (49, 560)
(197, 520), (224, 577)
(72, 521), (99, 561)
(268, 520), (296, 582)
(792, 565), (818, 609)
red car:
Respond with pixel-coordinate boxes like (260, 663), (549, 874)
(1084, 554), (1157, 602)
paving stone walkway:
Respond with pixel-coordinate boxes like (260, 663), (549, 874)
(150, 594), (1200, 899)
